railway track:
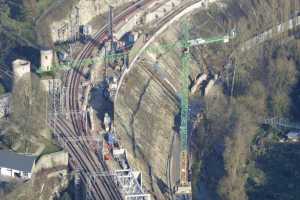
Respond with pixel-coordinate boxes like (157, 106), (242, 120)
(55, 1), (155, 199)
(2, 1), (298, 198)
(2, 2), (200, 199)
(140, 62), (179, 104)
(62, 1), (194, 199)
(55, 118), (119, 200)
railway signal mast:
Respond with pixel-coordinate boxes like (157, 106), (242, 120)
(109, 5), (114, 53)
(176, 23), (235, 197)
(105, 5), (115, 70)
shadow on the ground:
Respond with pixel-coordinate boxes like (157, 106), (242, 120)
(247, 143), (300, 200)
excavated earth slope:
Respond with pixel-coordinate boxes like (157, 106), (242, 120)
(115, 19), (202, 199)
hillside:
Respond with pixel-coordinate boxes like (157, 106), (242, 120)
(1, 0), (300, 200)
(116, 1), (300, 200)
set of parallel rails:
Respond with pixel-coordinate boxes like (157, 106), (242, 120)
(55, 1), (155, 199)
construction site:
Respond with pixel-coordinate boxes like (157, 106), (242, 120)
(1, 0), (300, 200)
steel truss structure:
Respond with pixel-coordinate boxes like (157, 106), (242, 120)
(262, 117), (300, 130)
(85, 169), (151, 200)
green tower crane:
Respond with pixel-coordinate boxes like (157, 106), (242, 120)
(176, 26), (235, 196)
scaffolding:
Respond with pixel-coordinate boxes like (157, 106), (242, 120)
(85, 169), (151, 200)
(70, 6), (80, 41)
(56, 6), (79, 42)
(58, 23), (69, 42)
(46, 80), (88, 139)
(47, 92), (89, 158)
(47, 79), (64, 136)
(262, 117), (300, 130)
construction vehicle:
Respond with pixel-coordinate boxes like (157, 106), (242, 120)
(103, 112), (112, 132)
(103, 75), (118, 101)
(176, 29), (235, 198)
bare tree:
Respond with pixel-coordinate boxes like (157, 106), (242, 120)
(218, 103), (259, 200)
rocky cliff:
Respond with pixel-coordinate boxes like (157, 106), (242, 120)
(115, 20), (202, 199)
(37, 0), (134, 44)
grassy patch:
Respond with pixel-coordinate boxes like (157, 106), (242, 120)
(40, 140), (61, 156)
(37, 70), (56, 78)
(0, 83), (5, 95)
(36, 0), (55, 17)
(15, 140), (39, 154)
(36, 131), (62, 157)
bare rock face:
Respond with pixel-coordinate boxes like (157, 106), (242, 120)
(48, 0), (134, 43)
(115, 65), (177, 199)
(115, 22), (201, 198)
(33, 151), (69, 173)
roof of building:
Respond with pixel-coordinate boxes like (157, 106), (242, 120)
(0, 150), (36, 172)
(287, 131), (300, 139)
(0, 93), (11, 106)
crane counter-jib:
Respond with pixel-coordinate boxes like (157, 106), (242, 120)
(188, 35), (230, 46)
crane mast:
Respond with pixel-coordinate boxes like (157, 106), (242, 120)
(179, 45), (190, 188)
(176, 28), (235, 197)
